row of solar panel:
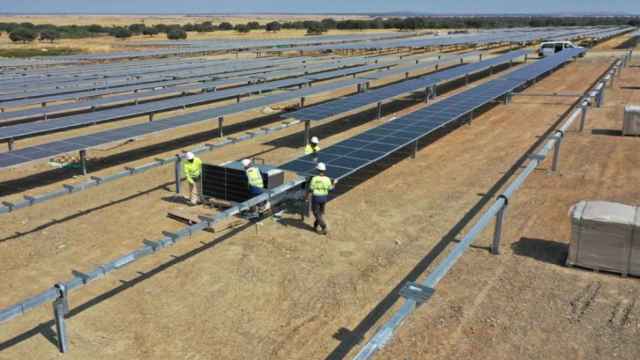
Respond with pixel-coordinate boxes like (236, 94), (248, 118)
(288, 49), (528, 121)
(0, 58), (370, 120)
(279, 49), (585, 179)
(0, 56), (364, 107)
(0, 78), (368, 169)
(0, 56), (315, 101)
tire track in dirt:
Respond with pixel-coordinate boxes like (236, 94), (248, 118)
(570, 281), (601, 321)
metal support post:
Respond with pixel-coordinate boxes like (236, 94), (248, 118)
(79, 150), (87, 175)
(460, 57), (464, 64)
(424, 87), (430, 103)
(357, 83), (362, 93)
(377, 102), (383, 119)
(218, 116), (224, 137)
(175, 155), (182, 194)
(524, 54), (528, 62)
(149, 113), (154, 122)
(492, 197), (507, 255)
(405, 72), (409, 79)
(479, 54), (483, 61)
(435, 63), (439, 70)
(53, 283), (69, 353)
(579, 104), (588, 132)
(304, 120), (310, 146)
(468, 111), (474, 125)
(236, 95), (241, 103)
(8, 138), (14, 152)
(509, 59), (513, 68)
(300, 96), (306, 108)
(431, 85), (437, 97)
(596, 89), (605, 108)
(551, 131), (564, 173)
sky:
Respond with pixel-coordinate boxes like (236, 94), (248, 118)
(1, 0), (639, 15)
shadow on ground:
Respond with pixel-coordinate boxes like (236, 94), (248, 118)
(511, 237), (568, 266)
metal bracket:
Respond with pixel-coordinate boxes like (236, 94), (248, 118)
(399, 282), (435, 305)
(527, 154), (545, 162)
(143, 239), (161, 251)
(71, 270), (91, 284)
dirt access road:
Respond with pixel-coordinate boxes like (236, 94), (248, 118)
(1, 53), (639, 359)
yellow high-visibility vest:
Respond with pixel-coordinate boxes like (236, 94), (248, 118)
(309, 175), (333, 196)
(246, 167), (264, 188)
(183, 157), (202, 184)
(305, 144), (320, 155)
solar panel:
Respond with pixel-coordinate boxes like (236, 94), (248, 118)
(288, 50), (528, 121)
(280, 49), (584, 180)
(0, 78), (367, 169)
(0, 77), (311, 141)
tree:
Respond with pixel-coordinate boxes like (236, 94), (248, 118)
(142, 27), (160, 36)
(247, 21), (261, 30)
(235, 24), (250, 33)
(218, 22), (233, 31)
(321, 18), (337, 29)
(265, 21), (281, 32)
(9, 27), (37, 43)
(167, 28), (188, 40)
(128, 23), (146, 34)
(305, 22), (326, 35)
(39, 29), (60, 43)
(113, 27), (132, 39)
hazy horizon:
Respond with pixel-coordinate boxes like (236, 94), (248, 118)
(1, 0), (639, 16)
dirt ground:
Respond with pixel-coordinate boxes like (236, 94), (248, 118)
(1, 47), (639, 360)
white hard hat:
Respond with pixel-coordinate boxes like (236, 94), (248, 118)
(316, 162), (326, 172)
(310, 136), (319, 144)
(242, 159), (252, 167)
(186, 152), (195, 160)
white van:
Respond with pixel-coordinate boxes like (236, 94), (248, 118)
(538, 41), (583, 57)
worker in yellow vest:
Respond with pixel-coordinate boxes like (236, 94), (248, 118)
(242, 158), (270, 213)
(183, 152), (203, 205)
(304, 136), (321, 159)
(307, 162), (337, 235)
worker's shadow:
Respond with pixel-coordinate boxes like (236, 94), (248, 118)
(276, 217), (316, 232)
(161, 194), (191, 205)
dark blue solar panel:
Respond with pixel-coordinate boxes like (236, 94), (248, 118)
(280, 49), (584, 180)
(287, 50), (528, 121)
(0, 78), (366, 169)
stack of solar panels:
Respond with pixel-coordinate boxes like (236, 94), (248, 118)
(280, 48), (584, 179)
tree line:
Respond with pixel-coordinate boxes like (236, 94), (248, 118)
(2, 16), (639, 43)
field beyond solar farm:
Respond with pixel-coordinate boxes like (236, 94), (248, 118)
(0, 25), (639, 360)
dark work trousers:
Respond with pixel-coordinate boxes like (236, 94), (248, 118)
(311, 195), (328, 230)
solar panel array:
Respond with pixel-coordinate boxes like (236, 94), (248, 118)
(0, 78), (367, 169)
(0, 77), (310, 141)
(288, 50), (527, 121)
(280, 48), (584, 179)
